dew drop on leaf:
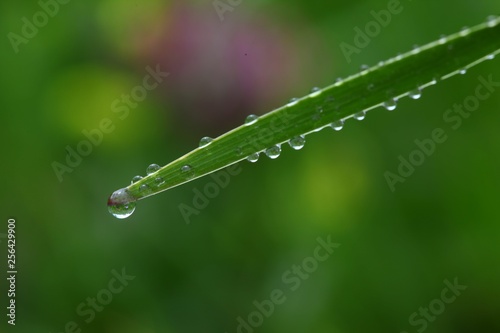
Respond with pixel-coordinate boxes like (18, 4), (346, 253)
(181, 165), (195, 179)
(353, 111), (366, 121)
(265, 145), (281, 159)
(146, 164), (160, 175)
(244, 114), (258, 125)
(131, 175), (143, 184)
(331, 120), (344, 131)
(383, 99), (397, 111)
(409, 88), (422, 100)
(247, 152), (259, 163)
(288, 135), (305, 150)
(199, 136), (213, 147)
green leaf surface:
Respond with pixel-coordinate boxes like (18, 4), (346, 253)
(108, 17), (500, 218)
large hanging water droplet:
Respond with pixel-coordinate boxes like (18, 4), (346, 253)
(309, 87), (322, 97)
(409, 88), (422, 100)
(331, 120), (344, 131)
(265, 145), (281, 159)
(353, 111), (366, 121)
(199, 136), (213, 147)
(245, 114), (258, 125)
(108, 202), (136, 219)
(383, 99), (397, 111)
(131, 175), (143, 184)
(181, 165), (195, 179)
(146, 164), (160, 175)
(247, 152), (259, 163)
(107, 188), (136, 219)
(287, 98), (299, 107)
(288, 135), (305, 150)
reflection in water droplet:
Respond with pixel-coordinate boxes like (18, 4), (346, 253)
(409, 88), (422, 100)
(140, 184), (150, 193)
(353, 111), (366, 121)
(107, 188), (136, 219)
(146, 164), (160, 175)
(287, 98), (299, 107)
(199, 136), (213, 147)
(245, 114), (258, 125)
(155, 177), (165, 186)
(486, 54), (495, 60)
(309, 87), (322, 97)
(383, 99), (397, 111)
(131, 175), (143, 184)
(108, 202), (136, 219)
(247, 152), (259, 163)
(181, 165), (195, 180)
(459, 69), (467, 75)
(265, 145), (281, 159)
(331, 120), (344, 131)
(289, 135), (305, 150)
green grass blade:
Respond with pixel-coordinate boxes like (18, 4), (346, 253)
(108, 17), (500, 218)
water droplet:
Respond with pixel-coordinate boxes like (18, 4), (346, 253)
(409, 88), (421, 100)
(396, 53), (403, 60)
(108, 202), (136, 219)
(288, 135), (305, 150)
(155, 177), (165, 186)
(140, 184), (150, 192)
(439, 35), (447, 44)
(360, 64), (369, 71)
(287, 98), (299, 107)
(460, 26), (470, 36)
(235, 146), (243, 156)
(146, 164), (160, 175)
(131, 175), (143, 184)
(199, 136), (213, 147)
(181, 165), (195, 179)
(245, 114), (258, 125)
(353, 111), (366, 121)
(335, 78), (342, 84)
(383, 99), (397, 111)
(265, 145), (281, 159)
(412, 45), (420, 54)
(107, 188), (136, 219)
(312, 106), (323, 121)
(487, 15), (498, 28)
(309, 87), (322, 97)
(331, 120), (344, 131)
(486, 54), (495, 60)
(247, 152), (259, 163)
(459, 68), (467, 75)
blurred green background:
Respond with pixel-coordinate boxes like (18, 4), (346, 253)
(1, 0), (500, 332)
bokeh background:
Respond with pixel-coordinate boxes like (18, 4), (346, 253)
(1, 0), (500, 332)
